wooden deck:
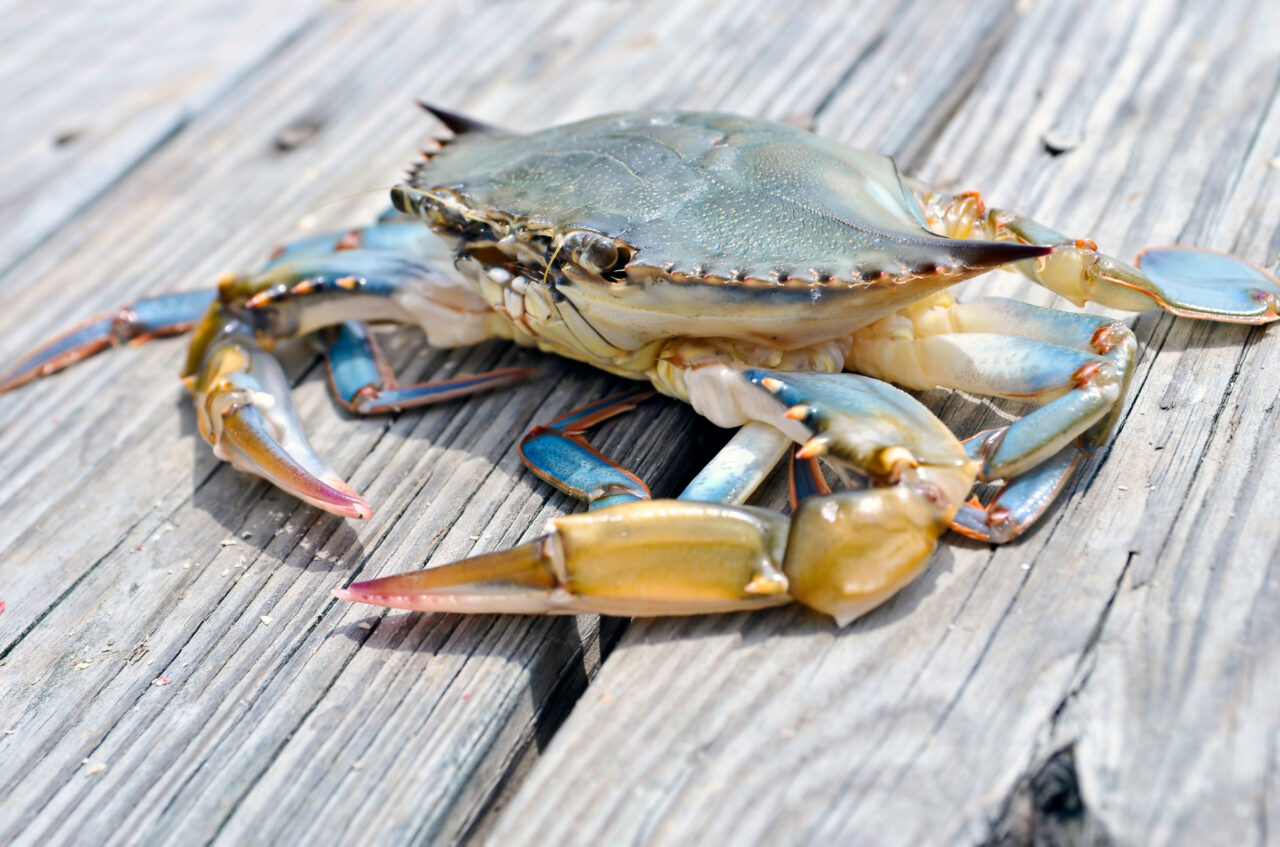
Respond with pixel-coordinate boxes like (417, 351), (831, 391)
(2, 1), (1278, 844)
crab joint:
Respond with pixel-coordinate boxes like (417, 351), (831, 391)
(867, 445), (918, 483)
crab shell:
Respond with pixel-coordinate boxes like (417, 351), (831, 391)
(390, 111), (1046, 365)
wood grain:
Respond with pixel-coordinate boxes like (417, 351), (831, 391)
(0, 0), (324, 276)
(1, 1), (1276, 845)
(491, 0), (1280, 845)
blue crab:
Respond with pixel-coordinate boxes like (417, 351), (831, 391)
(4, 106), (1277, 625)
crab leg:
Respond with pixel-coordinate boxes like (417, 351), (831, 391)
(912, 184), (1280, 323)
(849, 293), (1138, 541)
(680, 422), (794, 506)
(0, 290), (215, 393)
(184, 304), (372, 519)
(949, 438), (1083, 543)
(322, 320), (530, 415)
(263, 219), (438, 268)
(517, 387), (655, 509)
(223, 248), (491, 342)
(336, 368), (977, 626)
(0, 220), (454, 393)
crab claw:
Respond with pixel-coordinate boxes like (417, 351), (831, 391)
(746, 369), (978, 624)
(188, 307), (371, 519)
(339, 370), (983, 626)
(215, 399), (372, 520)
(335, 487), (953, 625)
(336, 499), (793, 617)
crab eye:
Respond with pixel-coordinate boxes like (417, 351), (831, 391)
(562, 230), (619, 275)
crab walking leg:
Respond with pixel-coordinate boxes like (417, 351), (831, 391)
(0, 290), (216, 393)
(337, 368), (978, 626)
(949, 439), (1083, 543)
(788, 452), (834, 505)
(322, 320), (530, 415)
(848, 293), (1138, 541)
(911, 184), (1280, 322)
(518, 394), (791, 509)
(0, 220), (473, 395)
(227, 248), (500, 349)
(517, 387), (656, 510)
(680, 422), (793, 506)
(262, 219), (441, 268)
(184, 305), (372, 519)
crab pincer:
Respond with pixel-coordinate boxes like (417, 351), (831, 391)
(184, 302), (374, 519)
(339, 368), (977, 626)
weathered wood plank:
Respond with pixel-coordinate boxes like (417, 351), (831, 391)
(0, 1), (1000, 844)
(0, 0), (324, 277)
(490, 0), (1280, 844)
(1032, 38), (1280, 843)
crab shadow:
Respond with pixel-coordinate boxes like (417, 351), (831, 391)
(329, 606), (627, 753)
(323, 541), (960, 756)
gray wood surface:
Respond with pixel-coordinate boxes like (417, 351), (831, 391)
(1, 1), (1276, 845)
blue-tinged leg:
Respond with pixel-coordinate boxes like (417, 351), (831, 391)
(0, 220), (455, 395)
(323, 320), (531, 415)
(232, 247), (494, 350)
(0, 290), (216, 393)
(787, 451), (833, 507)
(262, 219), (440, 268)
(680, 422), (792, 506)
(951, 437), (1083, 543)
(517, 387), (655, 509)
(850, 295), (1139, 542)
(1134, 246), (1280, 323)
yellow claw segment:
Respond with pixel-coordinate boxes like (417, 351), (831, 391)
(782, 486), (953, 627)
(784, 404), (810, 421)
(338, 500), (795, 617)
(551, 500), (794, 615)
